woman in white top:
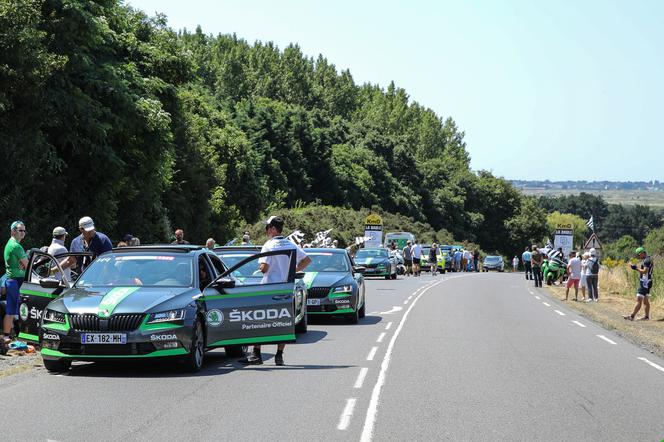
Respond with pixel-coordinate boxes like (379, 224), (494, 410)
(580, 252), (589, 301)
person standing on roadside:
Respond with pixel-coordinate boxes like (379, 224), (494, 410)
(512, 256), (519, 272)
(3, 221), (28, 346)
(585, 248), (600, 302)
(531, 244), (543, 288)
(205, 238), (216, 250)
(579, 252), (589, 301)
(240, 216), (311, 366)
(522, 246), (532, 280)
(429, 243), (439, 276)
(68, 216), (113, 273)
(411, 240), (423, 276)
(47, 226), (72, 282)
(473, 249), (480, 272)
(171, 229), (189, 245)
(565, 251), (582, 301)
(453, 248), (462, 272)
(623, 247), (654, 321)
(402, 241), (413, 276)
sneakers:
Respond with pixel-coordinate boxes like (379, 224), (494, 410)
(637, 316), (650, 321)
(239, 354), (263, 365)
(274, 352), (284, 366)
(623, 314), (634, 321)
(586, 299), (593, 303)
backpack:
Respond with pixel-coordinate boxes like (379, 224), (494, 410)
(589, 258), (599, 275)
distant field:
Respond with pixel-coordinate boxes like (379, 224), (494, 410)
(519, 189), (664, 208)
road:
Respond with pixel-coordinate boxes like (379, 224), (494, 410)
(2, 272), (664, 441)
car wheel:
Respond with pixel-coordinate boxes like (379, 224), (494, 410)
(295, 311), (308, 334)
(224, 345), (248, 358)
(384, 274), (391, 280)
(358, 297), (366, 318)
(43, 358), (71, 373)
(183, 317), (204, 372)
(441, 269), (446, 274)
(346, 308), (359, 324)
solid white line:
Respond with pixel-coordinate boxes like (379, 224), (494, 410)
(385, 322), (393, 330)
(542, 302), (551, 307)
(376, 333), (386, 343)
(337, 398), (357, 430)
(597, 335), (617, 345)
(366, 346), (378, 361)
(554, 310), (566, 316)
(638, 357), (664, 373)
(360, 278), (447, 442)
(354, 367), (369, 388)
(534, 296), (541, 300)
(572, 321), (587, 328)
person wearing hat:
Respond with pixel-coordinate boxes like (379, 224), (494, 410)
(3, 221), (28, 346)
(239, 215), (311, 366)
(68, 216), (113, 273)
(585, 248), (600, 302)
(47, 226), (72, 282)
(623, 247), (653, 321)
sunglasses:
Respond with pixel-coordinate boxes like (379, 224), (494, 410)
(17, 229), (26, 233)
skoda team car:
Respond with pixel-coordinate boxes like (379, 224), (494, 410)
(301, 248), (366, 324)
(354, 248), (397, 280)
(482, 255), (505, 272)
(37, 245), (307, 373)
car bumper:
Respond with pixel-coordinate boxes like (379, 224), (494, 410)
(361, 267), (390, 276)
(306, 292), (357, 315)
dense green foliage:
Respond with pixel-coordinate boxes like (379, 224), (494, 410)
(1, 0), (545, 258)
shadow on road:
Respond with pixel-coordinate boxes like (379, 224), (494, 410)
(293, 329), (327, 344)
(308, 315), (382, 326)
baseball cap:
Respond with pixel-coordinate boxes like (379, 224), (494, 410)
(635, 246), (646, 255)
(122, 234), (134, 242)
(52, 226), (68, 237)
(265, 215), (284, 230)
(78, 216), (95, 232)
(589, 248), (597, 256)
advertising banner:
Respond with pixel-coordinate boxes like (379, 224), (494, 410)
(364, 214), (383, 248)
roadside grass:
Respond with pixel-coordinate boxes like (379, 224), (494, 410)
(545, 258), (664, 358)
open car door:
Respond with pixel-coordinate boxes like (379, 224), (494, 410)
(202, 249), (306, 348)
(18, 250), (92, 343)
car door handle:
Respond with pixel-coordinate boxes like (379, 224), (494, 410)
(272, 294), (292, 300)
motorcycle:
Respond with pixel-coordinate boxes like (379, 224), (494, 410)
(542, 256), (566, 285)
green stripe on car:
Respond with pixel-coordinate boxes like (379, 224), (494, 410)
(208, 334), (296, 347)
(18, 332), (40, 342)
(20, 289), (59, 299)
(97, 287), (140, 318)
(41, 348), (188, 358)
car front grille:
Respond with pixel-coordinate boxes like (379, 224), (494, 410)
(58, 342), (157, 356)
(70, 313), (145, 332)
(308, 287), (331, 299)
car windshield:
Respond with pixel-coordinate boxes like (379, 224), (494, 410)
(218, 253), (255, 269)
(306, 252), (349, 272)
(76, 254), (194, 287)
(356, 249), (388, 260)
(485, 256), (501, 262)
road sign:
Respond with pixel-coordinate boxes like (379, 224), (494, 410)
(584, 233), (603, 251)
(554, 228), (574, 257)
(364, 213), (383, 248)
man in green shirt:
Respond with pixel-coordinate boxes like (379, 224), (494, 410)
(3, 221), (28, 345)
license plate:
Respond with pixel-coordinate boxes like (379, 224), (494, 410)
(81, 333), (127, 344)
(307, 299), (321, 306)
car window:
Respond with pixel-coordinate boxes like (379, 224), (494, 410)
(217, 253), (256, 269)
(306, 252), (350, 272)
(356, 249), (388, 259)
(207, 253), (226, 277)
(76, 254), (194, 287)
(28, 253), (59, 284)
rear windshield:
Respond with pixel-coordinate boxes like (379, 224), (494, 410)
(485, 256), (502, 262)
(76, 254), (193, 287)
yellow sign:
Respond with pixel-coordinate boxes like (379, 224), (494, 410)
(365, 213), (382, 226)
(556, 223), (573, 229)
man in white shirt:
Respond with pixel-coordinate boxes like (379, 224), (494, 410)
(565, 251), (582, 301)
(240, 216), (311, 366)
(48, 226), (72, 283)
(411, 241), (423, 276)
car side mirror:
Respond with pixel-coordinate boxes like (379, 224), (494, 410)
(213, 278), (235, 289)
(294, 272), (305, 280)
(39, 278), (61, 289)
(353, 266), (366, 274)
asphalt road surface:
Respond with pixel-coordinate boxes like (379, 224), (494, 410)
(2, 272), (664, 441)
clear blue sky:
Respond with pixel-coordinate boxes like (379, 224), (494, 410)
(126, 0), (663, 181)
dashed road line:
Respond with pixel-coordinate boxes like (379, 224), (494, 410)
(534, 296), (541, 300)
(403, 299), (409, 305)
(354, 367), (369, 388)
(572, 321), (587, 328)
(554, 310), (566, 316)
(597, 335), (617, 345)
(542, 302), (551, 307)
(337, 398), (357, 430)
(376, 333), (386, 343)
(638, 357), (664, 373)
(385, 322), (393, 330)
(366, 346), (378, 361)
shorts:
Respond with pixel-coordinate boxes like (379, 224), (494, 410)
(580, 275), (587, 288)
(404, 259), (412, 266)
(566, 278), (580, 289)
(413, 258), (421, 265)
(637, 288), (650, 297)
(5, 278), (24, 316)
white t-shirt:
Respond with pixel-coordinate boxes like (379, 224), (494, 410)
(567, 257), (582, 279)
(463, 250), (472, 260)
(580, 259), (588, 276)
(259, 236), (307, 284)
(411, 244), (422, 259)
(512, 257), (519, 267)
(47, 239), (71, 282)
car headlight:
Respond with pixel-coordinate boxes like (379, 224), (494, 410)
(44, 309), (66, 324)
(147, 309), (186, 324)
(333, 285), (353, 293)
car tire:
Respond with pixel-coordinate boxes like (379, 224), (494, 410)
(183, 317), (204, 372)
(224, 345), (248, 358)
(441, 269), (446, 274)
(358, 297), (366, 318)
(43, 358), (71, 373)
(295, 311), (308, 334)
(384, 274), (391, 280)
(346, 308), (359, 324)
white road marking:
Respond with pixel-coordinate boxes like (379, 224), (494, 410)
(403, 299), (409, 305)
(360, 278), (448, 442)
(376, 333), (386, 343)
(534, 296), (541, 300)
(597, 335), (617, 345)
(385, 322), (393, 330)
(554, 310), (566, 316)
(378, 306), (403, 315)
(572, 321), (587, 328)
(354, 367), (369, 388)
(542, 302), (551, 307)
(337, 398), (357, 430)
(638, 357), (664, 373)
(528, 290), (534, 295)
(366, 346), (378, 361)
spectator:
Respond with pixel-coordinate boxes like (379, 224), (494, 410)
(585, 248), (600, 302)
(332, 240), (339, 249)
(3, 221), (28, 346)
(68, 216), (113, 273)
(402, 240), (413, 276)
(128, 236), (140, 246)
(522, 246), (532, 280)
(565, 251), (582, 301)
(171, 229), (189, 245)
(47, 226), (72, 282)
(579, 252), (590, 301)
(240, 216), (311, 366)
(512, 256), (519, 272)
(531, 244), (543, 288)
(241, 234), (251, 245)
(117, 241), (128, 247)
(205, 238), (216, 250)
(429, 243), (439, 276)
(624, 247), (654, 321)
(473, 249), (480, 273)
(462, 249), (471, 272)
(411, 240), (423, 276)
(453, 249), (462, 272)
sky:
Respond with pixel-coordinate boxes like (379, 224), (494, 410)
(126, 0), (664, 181)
